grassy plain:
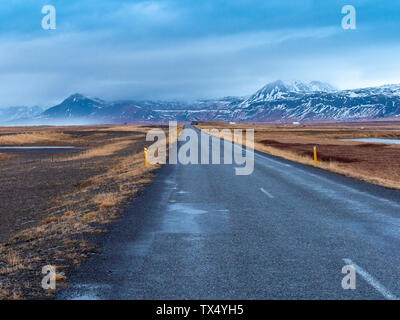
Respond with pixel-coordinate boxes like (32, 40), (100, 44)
(0, 125), (166, 299)
(197, 122), (400, 189)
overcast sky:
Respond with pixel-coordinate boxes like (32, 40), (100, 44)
(1, 0), (400, 107)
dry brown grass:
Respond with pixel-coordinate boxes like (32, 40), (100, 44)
(198, 123), (400, 190)
(81, 211), (98, 221)
(93, 192), (121, 209)
(100, 125), (148, 132)
(0, 250), (25, 275)
(40, 216), (61, 226)
(6, 250), (21, 266)
(0, 132), (77, 146)
(64, 211), (73, 217)
(253, 142), (400, 189)
(0, 125), (165, 299)
(55, 273), (67, 281)
(61, 140), (133, 161)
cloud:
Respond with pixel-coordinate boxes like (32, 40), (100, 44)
(110, 1), (180, 26)
(0, 0), (400, 106)
(0, 26), (339, 106)
(129, 1), (167, 17)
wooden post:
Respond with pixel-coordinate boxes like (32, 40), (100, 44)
(144, 148), (149, 166)
(313, 146), (317, 167)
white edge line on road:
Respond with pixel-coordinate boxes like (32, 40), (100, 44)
(343, 258), (398, 300)
(260, 188), (274, 199)
(254, 152), (292, 168)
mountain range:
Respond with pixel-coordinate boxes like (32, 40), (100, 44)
(2, 80), (400, 125)
(0, 106), (43, 123)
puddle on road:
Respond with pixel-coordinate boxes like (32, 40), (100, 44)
(169, 203), (207, 215)
(162, 202), (229, 234)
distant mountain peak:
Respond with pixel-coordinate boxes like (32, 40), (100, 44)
(0, 105), (43, 123)
(308, 81), (337, 92)
(63, 93), (104, 104)
(259, 80), (336, 94)
(3, 81), (400, 125)
(43, 93), (107, 118)
(241, 80), (337, 106)
(234, 80), (400, 122)
(68, 93), (86, 98)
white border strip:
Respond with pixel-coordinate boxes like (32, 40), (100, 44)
(260, 187), (274, 199)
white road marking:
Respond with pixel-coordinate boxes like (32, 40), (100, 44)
(260, 188), (274, 199)
(254, 152), (292, 167)
(343, 258), (398, 300)
(300, 170), (400, 210)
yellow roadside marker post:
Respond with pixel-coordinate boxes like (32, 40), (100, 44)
(313, 146), (318, 167)
(144, 147), (149, 166)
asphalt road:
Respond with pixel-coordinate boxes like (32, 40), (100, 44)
(59, 126), (400, 299)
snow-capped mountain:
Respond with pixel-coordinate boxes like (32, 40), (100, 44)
(0, 106), (43, 123)
(233, 81), (400, 122)
(2, 81), (400, 124)
(42, 94), (108, 118)
(240, 80), (336, 107)
(36, 95), (245, 124)
(307, 81), (337, 93)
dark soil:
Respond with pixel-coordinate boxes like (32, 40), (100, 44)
(0, 126), (160, 299)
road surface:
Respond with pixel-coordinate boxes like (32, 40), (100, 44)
(59, 126), (400, 299)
